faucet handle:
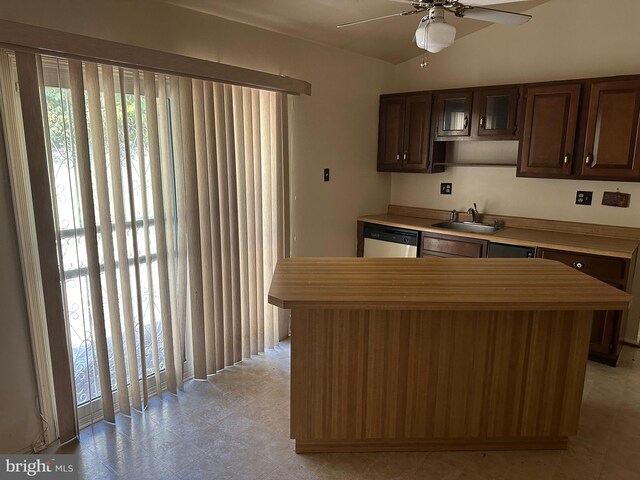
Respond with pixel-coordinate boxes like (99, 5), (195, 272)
(449, 209), (457, 222)
(467, 205), (479, 223)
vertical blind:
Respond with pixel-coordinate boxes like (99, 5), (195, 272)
(15, 53), (287, 424)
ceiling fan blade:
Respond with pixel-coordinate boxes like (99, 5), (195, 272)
(458, 6), (531, 25)
(337, 9), (424, 28)
(462, 0), (530, 5)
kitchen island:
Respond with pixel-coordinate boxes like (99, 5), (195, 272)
(268, 257), (632, 453)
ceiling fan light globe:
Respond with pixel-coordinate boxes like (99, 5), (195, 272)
(415, 21), (456, 54)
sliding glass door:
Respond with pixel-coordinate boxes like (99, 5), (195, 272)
(2, 49), (288, 431)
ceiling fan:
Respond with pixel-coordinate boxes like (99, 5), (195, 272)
(338, 0), (533, 54)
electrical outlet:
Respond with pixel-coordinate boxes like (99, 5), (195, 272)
(576, 191), (593, 205)
(323, 168), (330, 182)
(440, 183), (452, 195)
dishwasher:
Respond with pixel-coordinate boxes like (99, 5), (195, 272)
(363, 223), (419, 258)
(487, 242), (536, 258)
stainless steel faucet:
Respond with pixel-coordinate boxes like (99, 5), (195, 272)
(449, 209), (457, 222)
(467, 203), (479, 223)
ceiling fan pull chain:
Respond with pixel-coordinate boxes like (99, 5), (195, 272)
(420, 51), (429, 68)
(420, 20), (430, 68)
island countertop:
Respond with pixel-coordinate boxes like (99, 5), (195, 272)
(268, 257), (632, 311)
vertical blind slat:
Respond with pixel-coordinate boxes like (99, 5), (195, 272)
(259, 91), (274, 349)
(223, 84), (242, 362)
(134, 71), (162, 395)
(251, 89), (265, 353)
(274, 94), (287, 340)
(120, 67), (149, 407)
(280, 94), (291, 259)
(193, 79), (215, 375)
(204, 81), (225, 372)
(213, 83), (234, 367)
(169, 76), (187, 389)
(242, 89), (258, 356)
(232, 86), (251, 359)
(157, 75), (180, 391)
(179, 76), (206, 380)
(144, 71), (177, 394)
(270, 93), (279, 342)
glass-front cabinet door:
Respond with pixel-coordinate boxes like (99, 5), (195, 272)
(474, 87), (520, 139)
(435, 91), (473, 138)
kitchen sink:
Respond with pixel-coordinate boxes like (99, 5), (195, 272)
(431, 221), (501, 235)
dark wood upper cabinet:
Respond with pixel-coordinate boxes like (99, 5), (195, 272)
(403, 95), (433, 171)
(518, 84), (581, 177)
(581, 79), (640, 178)
(434, 91), (473, 139)
(377, 93), (442, 173)
(473, 87), (520, 139)
(377, 96), (405, 171)
(379, 74), (640, 180)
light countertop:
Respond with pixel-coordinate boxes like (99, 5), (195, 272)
(359, 213), (640, 259)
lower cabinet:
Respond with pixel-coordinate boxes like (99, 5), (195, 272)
(537, 247), (632, 365)
(421, 232), (488, 258)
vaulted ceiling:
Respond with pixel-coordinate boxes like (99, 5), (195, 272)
(159, 0), (551, 64)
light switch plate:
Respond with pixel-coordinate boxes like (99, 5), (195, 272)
(324, 168), (330, 182)
(440, 183), (452, 195)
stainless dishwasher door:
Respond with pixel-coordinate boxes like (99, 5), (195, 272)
(362, 223), (419, 258)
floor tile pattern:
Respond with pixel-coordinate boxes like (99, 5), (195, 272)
(49, 340), (640, 479)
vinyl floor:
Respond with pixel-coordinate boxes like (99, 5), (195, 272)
(48, 339), (640, 479)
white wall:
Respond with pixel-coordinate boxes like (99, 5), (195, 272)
(389, 0), (640, 340)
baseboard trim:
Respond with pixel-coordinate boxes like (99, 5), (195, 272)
(295, 437), (569, 454)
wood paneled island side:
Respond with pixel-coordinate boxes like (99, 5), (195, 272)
(268, 258), (632, 453)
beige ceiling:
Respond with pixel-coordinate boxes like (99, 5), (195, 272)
(159, 0), (550, 64)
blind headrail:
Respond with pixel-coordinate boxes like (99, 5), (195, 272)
(0, 19), (312, 96)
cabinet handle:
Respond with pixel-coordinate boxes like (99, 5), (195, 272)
(396, 153), (400, 161)
(479, 116), (485, 128)
(403, 153), (407, 161)
(463, 116), (469, 129)
(585, 153), (592, 166)
(573, 261), (584, 269)
(563, 154), (570, 166)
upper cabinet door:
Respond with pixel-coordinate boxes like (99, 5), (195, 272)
(581, 79), (640, 178)
(377, 96), (405, 171)
(402, 94), (433, 171)
(518, 84), (581, 177)
(435, 91), (473, 138)
(474, 87), (520, 139)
